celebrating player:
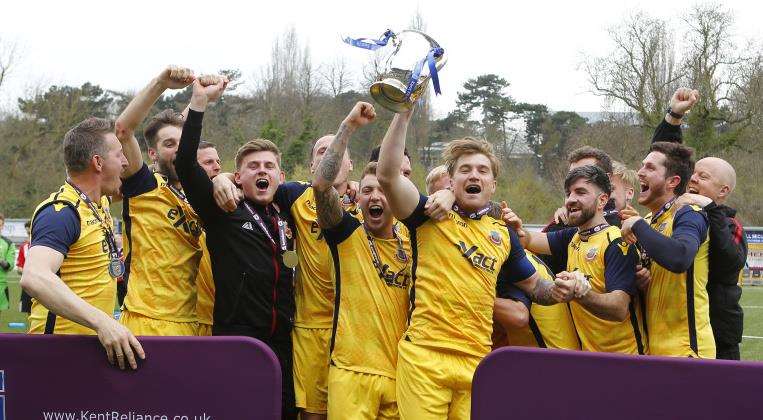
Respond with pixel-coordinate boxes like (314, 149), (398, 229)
(376, 110), (569, 419)
(621, 142), (715, 358)
(509, 165), (645, 354)
(312, 101), (410, 418)
(21, 118), (144, 369)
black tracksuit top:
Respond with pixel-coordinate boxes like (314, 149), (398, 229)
(175, 110), (295, 340)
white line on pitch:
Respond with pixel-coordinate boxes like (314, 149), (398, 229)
(743, 335), (763, 339)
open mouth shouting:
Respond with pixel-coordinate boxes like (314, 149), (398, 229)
(687, 185), (699, 194)
(639, 181), (650, 196)
(465, 184), (482, 194)
(255, 178), (270, 192)
(368, 204), (384, 219)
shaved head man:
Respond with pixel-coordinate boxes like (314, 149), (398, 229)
(681, 156), (747, 360)
(687, 157), (736, 204)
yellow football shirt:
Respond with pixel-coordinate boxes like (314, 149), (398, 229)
(121, 164), (202, 322)
(547, 225), (645, 354)
(403, 194), (537, 358)
(641, 204), (714, 358)
(275, 182), (360, 329)
(28, 183), (116, 335)
(324, 212), (411, 378)
(501, 252), (581, 350)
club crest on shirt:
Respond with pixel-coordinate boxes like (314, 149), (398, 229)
(489, 231), (502, 245)
(396, 248), (409, 263)
(585, 247), (598, 261)
(657, 222), (668, 233)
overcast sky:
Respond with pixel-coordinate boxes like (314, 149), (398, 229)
(0, 0), (760, 117)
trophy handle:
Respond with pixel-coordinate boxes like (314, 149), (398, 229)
(397, 29), (447, 72)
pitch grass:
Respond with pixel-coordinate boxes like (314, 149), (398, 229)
(2, 272), (763, 361)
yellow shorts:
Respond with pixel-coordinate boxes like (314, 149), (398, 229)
(197, 323), (212, 336)
(396, 339), (481, 420)
(293, 327), (331, 414)
(327, 366), (398, 419)
(119, 310), (198, 336)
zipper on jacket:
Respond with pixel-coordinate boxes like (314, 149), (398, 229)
(268, 209), (280, 337)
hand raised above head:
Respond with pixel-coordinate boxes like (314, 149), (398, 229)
(344, 102), (376, 129)
(669, 87), (700, 116)
(158, 65), (195, 89)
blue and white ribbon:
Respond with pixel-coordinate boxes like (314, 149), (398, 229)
(342, 29), (395, 51)
(344, 30), (444, 99)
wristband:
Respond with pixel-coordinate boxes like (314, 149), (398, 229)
(667, 108), (684, 120)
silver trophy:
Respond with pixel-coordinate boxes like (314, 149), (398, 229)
(345, 29), (447, 113)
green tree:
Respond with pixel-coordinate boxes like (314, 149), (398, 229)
(259, 118), (286, 146)
(455, 74), (516, 156)
(283, 116), (317, 173)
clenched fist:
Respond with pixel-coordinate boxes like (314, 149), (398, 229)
(344, 102), (376, 130)
(669, 88), (700, 116)
(158, 65), (195, 90)
(197, 74), (229, 103)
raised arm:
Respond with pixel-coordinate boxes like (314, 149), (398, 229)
(651, 88), (698, 144)
(115, 66), (195, 178)
(376, 111), (421, 220)
(174, 76), (228, 222)
(313, 102), (375, 229)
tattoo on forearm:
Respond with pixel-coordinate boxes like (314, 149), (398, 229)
(315, 122), (353, 229)
(528, 279), (556, 305)
(318, 147), (342, 186)
(315, 187), (343, 229)
(316, 122), (351, 187)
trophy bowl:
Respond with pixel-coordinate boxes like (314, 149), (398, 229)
(363, 29), (447, 113)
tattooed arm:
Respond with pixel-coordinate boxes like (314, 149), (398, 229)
(313, 101), (376, 229)
(515, 273), (560, 305)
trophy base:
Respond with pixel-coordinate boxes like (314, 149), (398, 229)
(370, 78), (423, 113)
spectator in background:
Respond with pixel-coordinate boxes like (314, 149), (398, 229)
(15, 220), (33, 313)
(0, 213), (16, 316)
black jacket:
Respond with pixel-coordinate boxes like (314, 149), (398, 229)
(175, 110), (295, 340)
(705, 203), (747, 345)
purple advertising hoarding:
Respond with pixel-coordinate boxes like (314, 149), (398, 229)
(0, 334), (281, 419)
(472, 347), (763, 419)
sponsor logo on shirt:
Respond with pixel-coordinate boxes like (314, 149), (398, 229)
(456, 241), (498, 274)
(166, 206), (202, 237)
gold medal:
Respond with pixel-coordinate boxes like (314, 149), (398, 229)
(283, 250), (299, 268)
